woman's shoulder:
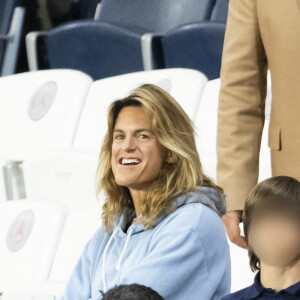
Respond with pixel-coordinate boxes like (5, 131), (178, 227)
(156, 202), (225, 236)
(84, 225), (107, 255)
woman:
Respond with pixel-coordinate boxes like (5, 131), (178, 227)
(62, 84), (230, 300)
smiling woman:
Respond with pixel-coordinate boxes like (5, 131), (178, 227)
(61, 84), (231, 300)
(98, 84), (224, 232)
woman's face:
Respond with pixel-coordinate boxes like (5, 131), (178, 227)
(111, 106), (166, 191)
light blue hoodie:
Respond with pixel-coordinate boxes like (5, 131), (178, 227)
(61, 187), (231, 300)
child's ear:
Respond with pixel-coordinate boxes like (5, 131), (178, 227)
(166, 151), (177, 163)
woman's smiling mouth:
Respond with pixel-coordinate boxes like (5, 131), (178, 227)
(119, 158), (142, 165)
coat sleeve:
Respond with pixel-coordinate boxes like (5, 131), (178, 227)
(217, 0), (268, 211)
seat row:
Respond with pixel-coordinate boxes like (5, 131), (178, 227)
(0, 68), (272, 299)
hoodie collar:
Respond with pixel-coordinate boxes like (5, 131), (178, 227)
(112, 186), (226, 235)
(101, 186), (226, 294)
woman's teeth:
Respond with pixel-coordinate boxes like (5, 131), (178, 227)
(121, 158), (141, 165)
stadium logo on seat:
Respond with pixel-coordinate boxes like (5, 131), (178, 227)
(6, 210), (35, 252)
(28, 81), (57, 121)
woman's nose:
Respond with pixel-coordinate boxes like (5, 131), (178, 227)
(122, 136), (136, 151)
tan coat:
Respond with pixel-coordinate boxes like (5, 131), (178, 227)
(217, 0), (300, 211)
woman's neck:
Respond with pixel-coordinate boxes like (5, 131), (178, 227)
(129, 188), (147, 217)
(260, 259), (300, 292)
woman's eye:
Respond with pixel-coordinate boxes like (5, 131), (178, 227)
(114, 135), (124, 140)
(138, 134), (149, 139)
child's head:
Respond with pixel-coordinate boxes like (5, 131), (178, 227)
(101, 284), (164, 300)
(243, 176), (300, 272)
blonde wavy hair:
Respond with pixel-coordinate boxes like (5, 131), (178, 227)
(96, 84), (224, 232)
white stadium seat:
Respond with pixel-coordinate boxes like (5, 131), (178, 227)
(73, 68), (207, 151)
(195, 73), (272, 292)
(195, 75), (272, 184)
(195, 78), (220, 180)
(22, 149), (102, 211)
(47, 209), (102, 295)
(0, 69), (92, 202)
(0, 200), (67, 296)
(2, 208), (102, 300)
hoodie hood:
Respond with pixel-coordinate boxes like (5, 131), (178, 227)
(173, 186), (226, 217)
(114, 186), (226, 233)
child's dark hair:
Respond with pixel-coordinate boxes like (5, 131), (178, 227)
(101, 284), (164, 300)
(243, 176), (300, 272)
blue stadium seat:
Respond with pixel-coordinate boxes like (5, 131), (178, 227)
(45, 21), (148, 80)
(162, 22), (226, 80)
(0, 0), (25, 76)
(26, 0), (219, 80)
(161, 0), (229, 80)
(98, 0), (214, 32)
(210, 0), (229, 23)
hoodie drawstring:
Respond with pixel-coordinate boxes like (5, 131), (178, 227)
(115, 228), (133, 270)
(101, 227), (133, 292)
(102, 228), (118, 293)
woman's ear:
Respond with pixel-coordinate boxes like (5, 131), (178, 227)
(166, 151), (176, 163)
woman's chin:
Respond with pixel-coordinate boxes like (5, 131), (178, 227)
(115, 178), (138, 188)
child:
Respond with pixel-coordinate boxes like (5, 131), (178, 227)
(101, 284), (164, 300)
(222, 176), (300, 299)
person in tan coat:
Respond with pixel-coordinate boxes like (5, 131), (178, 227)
(217, 0), (300, 248)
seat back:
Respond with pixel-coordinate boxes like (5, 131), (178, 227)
(49, 209), (102, 284)
(228, 232), (256, 292)
(195, 77), (272, 292)
(210, 0), (229, 23)
(99, 0), (215, 32)
(195, 78), (220, 180)
(22, 150), (101, 211)
(0, 0), (19, 70)
(0, 200), (67, 293)
(1, 208), (102, 300)
(195, 77), (272, 183)
(163, 23), (226, 80)
(73, 68), (207, 151)
(0, 69), (92, 160)
(0, 0), (25, 76)
(160, 0), (228, 80)
(46, 21), (146, 80)
(0, 69), (92, 201)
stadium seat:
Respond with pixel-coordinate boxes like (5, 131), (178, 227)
(210, 0), (230, 23)
(0, 0), (25, 76)
(2, 208), (102, 300)
(162, 23), (226, 80)
(47, 208), (102, 297)
(0, 69), (92, 202)
(195, 78), (220, 180)
(161, 0), (229, 80)
(73, 68), (207, 151)
(195, 75), (272, 183)
(26, 0), (224, 80)
(228, 229), (255, 292)
(195, 74), (272, 292)
(22, 149), (101, 211)
(0, 200), (67, 296)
